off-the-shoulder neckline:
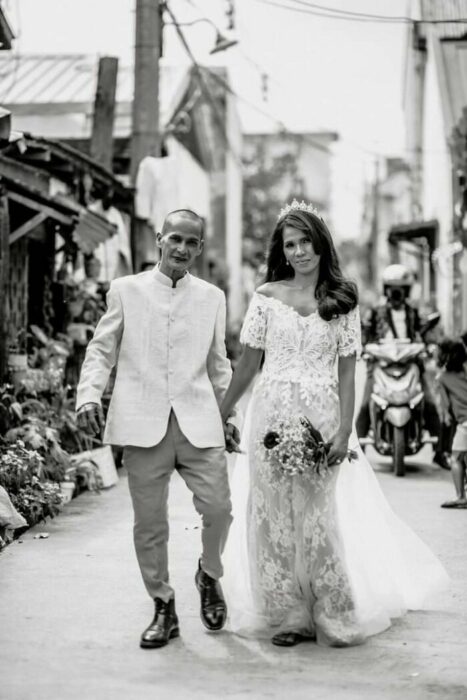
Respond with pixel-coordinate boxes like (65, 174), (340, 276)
(254, 291), (318, 319)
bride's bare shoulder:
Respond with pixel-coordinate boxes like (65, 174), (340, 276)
(256, 282), (283, 299)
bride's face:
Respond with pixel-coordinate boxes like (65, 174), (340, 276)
(282, 226), (321, 275)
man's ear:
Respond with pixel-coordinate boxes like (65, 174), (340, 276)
(197, 239), (204, 256)
(156, 232), (162, 249)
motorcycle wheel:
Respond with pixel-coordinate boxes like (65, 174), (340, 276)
(393, 426), (406, 477)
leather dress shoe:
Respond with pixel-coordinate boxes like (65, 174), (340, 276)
(195, 561), (227, 631)
(271, 632), (307, 647)
(433, 452), (452, 471)
(140, 597), (179, 649)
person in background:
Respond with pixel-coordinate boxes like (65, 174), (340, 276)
(436, 338), (467, 508)
(356, 264), (447, 469)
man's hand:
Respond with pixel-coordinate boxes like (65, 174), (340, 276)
(441, 411), (452, 427)
(77, 403), (104, 437)
(224, 422), (242, 454)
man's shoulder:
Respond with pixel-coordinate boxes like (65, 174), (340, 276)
(110, 271), (153, 292)
(190, 275), (225, 300)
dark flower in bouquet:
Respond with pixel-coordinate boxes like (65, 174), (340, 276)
(263, 416), (357, 476)
(263, 431), (280, 449)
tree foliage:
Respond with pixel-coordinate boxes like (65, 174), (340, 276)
(242, 141), (307, 268)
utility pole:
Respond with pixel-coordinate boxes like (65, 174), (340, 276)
(131, 0), (162, 183)
(0, 184), (9, 381)
(90, 56), (119, 171)
(409, 21), (427, 221)
(131, 0), (163, 272)
(368, 157), (380, 287)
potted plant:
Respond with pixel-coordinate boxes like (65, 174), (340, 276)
(7, 328), (28, 389)
(59, 464), (77, 504)
(70, 454), (102, 494)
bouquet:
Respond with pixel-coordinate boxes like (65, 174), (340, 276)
(263, 416), (357, 476)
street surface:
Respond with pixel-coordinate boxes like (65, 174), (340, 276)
(0, 362), (466, 700)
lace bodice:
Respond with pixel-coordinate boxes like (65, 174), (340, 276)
(240, 293), (361, 387)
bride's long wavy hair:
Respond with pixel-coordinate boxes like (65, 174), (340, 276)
(264, 209), (358, 321)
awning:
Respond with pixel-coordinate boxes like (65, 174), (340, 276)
(388, 220), (439, 251)
(72, 208), (117, 254)
(0, 165), (116, 251)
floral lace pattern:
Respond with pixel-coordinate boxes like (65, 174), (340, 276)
(240, 292), (363, 645)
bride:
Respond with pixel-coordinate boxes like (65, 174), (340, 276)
(220, 200), (449, 647)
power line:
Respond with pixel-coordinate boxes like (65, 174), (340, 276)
(286, 0), (409, 22)
(200, 64), (344, 157)
(180, 0), (279, 98)
(254, 0), (410, 23)
(288, 1), (409, 21)
(163, 30), (393, 162)
(254, 0), (467, 25)
(171, 2), (455, 164)
(164, 3), (242, 165)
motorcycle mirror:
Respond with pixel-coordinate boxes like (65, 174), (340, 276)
(421, 312), (441, 334)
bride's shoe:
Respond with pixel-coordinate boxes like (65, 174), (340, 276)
(271, 632), (307, 647)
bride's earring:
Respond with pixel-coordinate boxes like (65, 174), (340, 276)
(286, 260), (290, 266)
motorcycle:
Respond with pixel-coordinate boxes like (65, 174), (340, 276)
(360, 312), (441, 477)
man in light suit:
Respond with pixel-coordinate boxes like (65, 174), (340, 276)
(76, 209), (239, 649)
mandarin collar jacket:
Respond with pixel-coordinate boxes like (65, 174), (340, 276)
(76, 266), (233, 448)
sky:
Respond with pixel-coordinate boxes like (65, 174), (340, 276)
(2, 0), (412, 238)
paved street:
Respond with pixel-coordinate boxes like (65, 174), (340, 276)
(1, 367), (466, 700)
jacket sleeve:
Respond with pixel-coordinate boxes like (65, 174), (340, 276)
(361, 308), (375, 346)
(206, 292), (234, 411)
(75, 283), (124, 410)
(415, 308), (423, 341)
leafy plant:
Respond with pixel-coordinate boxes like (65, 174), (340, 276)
(0, 439), (63, 526)
(5, 416), (72, 483)
(0, 384), (22, 434)
(10, 478), (63, 525)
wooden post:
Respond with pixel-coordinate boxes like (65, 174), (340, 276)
(367, 158), (380, 286)
(130, 0), (162, 273)
(0, 184), (10, 381)
(131, 0), (161, 181)
(409, 23), (427, 220)
(90, 57), (119, 171)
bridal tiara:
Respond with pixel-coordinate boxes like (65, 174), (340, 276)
(278, 198), (321, 221)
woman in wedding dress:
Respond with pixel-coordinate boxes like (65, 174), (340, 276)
(220, 201), (449, 648)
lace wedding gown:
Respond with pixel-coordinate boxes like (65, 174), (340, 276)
(223, 293), (449, 646)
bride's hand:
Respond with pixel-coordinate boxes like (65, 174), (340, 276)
(327, 430), (350, 467)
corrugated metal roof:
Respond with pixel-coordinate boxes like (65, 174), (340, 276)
(0, 54), (189, 124)
(421, 0), (467, 38)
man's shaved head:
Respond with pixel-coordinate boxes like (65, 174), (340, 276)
(156, 209), (204, 283)
(161, 209), (204, 239)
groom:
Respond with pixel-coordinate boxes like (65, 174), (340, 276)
(76, 209), (239, 648)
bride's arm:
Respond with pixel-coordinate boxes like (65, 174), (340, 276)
(338, 355), (357, 433)
(220, 346), (264, 422)
(327, 354), (356, 465)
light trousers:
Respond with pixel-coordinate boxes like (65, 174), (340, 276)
(123, 411), (232, 602)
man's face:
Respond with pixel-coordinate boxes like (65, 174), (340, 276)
(387, 286), (408, 309)
(156, 215), (203, 276)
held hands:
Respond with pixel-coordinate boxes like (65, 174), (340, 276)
(326, 429), (350, 467)
(76, 402), (105, 437)
(224, 421), (242, 454)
